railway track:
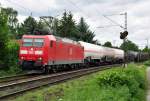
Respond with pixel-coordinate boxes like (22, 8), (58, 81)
(0, 64), (121, 100)
(0, 73), (40, 84)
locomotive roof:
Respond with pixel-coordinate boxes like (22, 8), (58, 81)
(23, 35), (56, 40)
(22, 35), (80, 45)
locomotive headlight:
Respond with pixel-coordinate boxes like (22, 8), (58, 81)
(35, 51), (43, 55)
(38, 57), (42, 60)
(21, 57), (24, 59)
(20, 50), (27, 54)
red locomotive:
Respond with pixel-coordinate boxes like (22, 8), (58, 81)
(19, 35), (84, 73)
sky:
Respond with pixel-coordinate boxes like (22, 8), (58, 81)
(0, 0), (150, 48)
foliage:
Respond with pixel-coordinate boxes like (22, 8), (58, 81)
(0, 8), (9, 67)
(21, 16), (37, 34)
(58, 11), (78, 39)
(142, 46), (150, 52)
(144, 60), (150, 66)
(52, 18), (60, 35)
(77, 17), (95, 43)
(0, 40), (21, 76)
(120, 40), (139, 51)
(77, 17), (89, 40)
(5, 40), (20, 69)
(0, 7), (20, 72)
(1, 7), (18, 38)
(97, 64), (146, 101)
(56, 12), (95, 43)
(103, 41), (112, 47)
(1, 7), (18, 28)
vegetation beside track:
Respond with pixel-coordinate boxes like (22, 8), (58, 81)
(12, 63), (146, 101)
(0, 40), (22, 77)
(0, 9), (21, 77)
(144, 60), (150, 66)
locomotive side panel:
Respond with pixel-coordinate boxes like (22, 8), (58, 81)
(50, 39), (84, 65)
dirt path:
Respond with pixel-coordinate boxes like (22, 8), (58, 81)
(147, 67), (150, 101)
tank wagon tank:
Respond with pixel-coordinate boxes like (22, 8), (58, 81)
(78, 41), (124, 65)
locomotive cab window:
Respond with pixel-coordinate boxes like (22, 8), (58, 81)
(23, 38), (33, 46)
(33, 38), (44, 47)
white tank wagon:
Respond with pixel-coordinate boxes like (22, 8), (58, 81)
(114, 49), (124, 58)
(78, 41), (105, 60)
(78, 41), (124, 64)
(103, 47), (115, 57)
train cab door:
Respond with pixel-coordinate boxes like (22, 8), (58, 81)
(68, 46), (73, 61)
(48, 40), (55, 65)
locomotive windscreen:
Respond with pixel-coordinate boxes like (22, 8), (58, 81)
(23, 38), (32, 46)
(33, 38), (44, 47)
(23, 38), (44, 47)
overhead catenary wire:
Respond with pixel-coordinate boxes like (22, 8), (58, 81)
(85, 0), (125, 29)
(65, 0), (90, 18)
(103, 15), (124, 29)
(65, 0), (99, 22)
(5, 0), (41, 16)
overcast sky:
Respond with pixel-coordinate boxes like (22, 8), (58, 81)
(1, 0), (150, 48)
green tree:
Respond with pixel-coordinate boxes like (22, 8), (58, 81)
(103, 41), (112, 47)
(2, 8), (18, 28)
(5, 40), (20, 70)
(120, 40), (139, 51)
(142, 46), (150, 52)
(77, 17), (88, 39)
(1, 7), (18, 38)
(77, 17), (95, 43)
(0, 8), (9, 66)
(52, 19), (60, 35)
(58, 11), (78, 39)
(36, 21), (45, 30)
(15, 23), (25, 39)
(22, 16), (37, 34)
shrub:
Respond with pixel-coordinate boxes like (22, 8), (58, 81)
(144, 60), (150, 66)
(2, 40), (21, 73)
(97, 65), (146, 101)
(0, 10), (9, 67)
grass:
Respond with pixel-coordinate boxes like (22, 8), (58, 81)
(12, 63), (146, 101)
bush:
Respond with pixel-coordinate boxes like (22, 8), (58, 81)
(97, 65), (146, 101)
(6, 40), (21, 71)
(144, 60), (150, 66)
(0, 40), (22, 75)
(0, 10), (9, 67)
